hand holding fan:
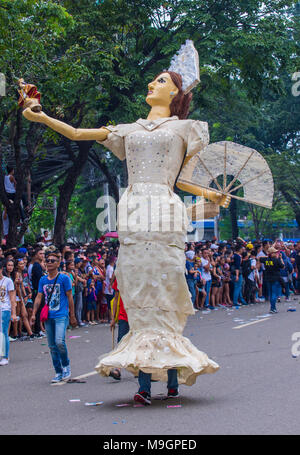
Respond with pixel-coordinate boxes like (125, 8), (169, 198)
(177, 141), (274, 211)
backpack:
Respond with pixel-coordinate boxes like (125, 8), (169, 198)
(242, 259), (252, 278)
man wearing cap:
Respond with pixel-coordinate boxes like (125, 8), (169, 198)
(259, 247), (285, 313)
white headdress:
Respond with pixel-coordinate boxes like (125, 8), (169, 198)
(168, 40), (200, 94)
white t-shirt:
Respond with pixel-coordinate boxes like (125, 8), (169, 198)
(257, 251), (267, 258)
(105, 264), (114, 295)
(257, 250), (267, 271)
(43, 236), (52, 246)
(0, 276), (15, 311)
(4, 175), (16, 194)
(201, 258), (211, 281)
(28, 263), (33, 287)
(248, 259), (257, 281)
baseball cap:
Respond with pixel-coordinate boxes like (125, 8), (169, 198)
(18, 247), (27, 254)
(75, 257), (83, 264)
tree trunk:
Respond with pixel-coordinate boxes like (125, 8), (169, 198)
(6, 110), (26, 248)
(88, 150), (120, 202)
(53, 141), (92, 247)
(228, 176), (239, 239)
(229, 197), (239, 239)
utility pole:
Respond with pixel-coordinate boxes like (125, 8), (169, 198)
(53, 196), (57, 227)
(214, 215), (220, 240)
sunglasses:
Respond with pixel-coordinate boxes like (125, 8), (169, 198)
(46, 258), (58, 264)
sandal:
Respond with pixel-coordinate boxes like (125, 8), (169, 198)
(109, 368), (121, 380)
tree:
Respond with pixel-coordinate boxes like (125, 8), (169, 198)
(0, 0), (74, 246)
(1, 0), (297, 245)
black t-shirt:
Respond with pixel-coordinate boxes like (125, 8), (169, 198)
(230, 253), (241, 275)
(259, 257), (284, 282)
(31, 262), (44, 291)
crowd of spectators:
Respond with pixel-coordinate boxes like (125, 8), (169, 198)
(0, 239), (119, 347)
(185, 237), (300, 313)
(0, 234), (299, 365)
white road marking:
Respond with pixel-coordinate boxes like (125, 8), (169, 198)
(51, 370), (98, 386)
(233, 318), (270, 329)
(73, 371), (98, 380)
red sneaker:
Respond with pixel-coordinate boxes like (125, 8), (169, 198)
(134, 391), (151, 405)
(167, 388), (179, 398)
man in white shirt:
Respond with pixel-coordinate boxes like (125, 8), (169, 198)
(105, 256), (116, 322)
(42, 230), (52, 246)
(4, 167), (16, 198)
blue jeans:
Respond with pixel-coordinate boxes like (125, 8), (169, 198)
(233, 275), (246, 305)
(268, 281), (281, 311)
(75, 291), (83, 324)
(187, 279), (196, 306)
(1, 310), (11, 359)
(262, 273), (269, 300)
(44, 316), (70, 374)
(282, 280), (290, 299)
(117, 319), (129, 343)
(105, 293), (114, 321)
(204, 280), (212, 307)
(138, 369), (178, 394)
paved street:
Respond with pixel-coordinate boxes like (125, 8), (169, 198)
(1, 297), (300, 435)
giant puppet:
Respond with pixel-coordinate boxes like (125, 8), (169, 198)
(22, 41), (273, 403)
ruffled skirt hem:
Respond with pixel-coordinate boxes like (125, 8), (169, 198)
(95, 329), (219, 386)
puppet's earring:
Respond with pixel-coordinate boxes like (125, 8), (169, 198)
(170, 91), (175, 96)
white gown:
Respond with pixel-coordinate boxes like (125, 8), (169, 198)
(95, 116), (219, 385)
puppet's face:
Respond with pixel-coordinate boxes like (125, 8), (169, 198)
(18, 78), (26, 89)
(146, 72), (178, 108)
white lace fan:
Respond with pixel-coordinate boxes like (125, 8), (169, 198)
(177, 141), (274, 209)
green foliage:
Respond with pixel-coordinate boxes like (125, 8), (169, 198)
(66, 184), (103, 242)
(1, 0), (299, 243)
